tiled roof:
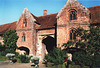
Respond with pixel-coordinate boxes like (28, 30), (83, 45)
(31, 13), (58, 29)
(36, 13), (58, 29)
(0, 21), (17, 34)
(88, 5), (100, 24)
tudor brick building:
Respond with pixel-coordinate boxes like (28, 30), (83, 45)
(0, 0), (100, 60)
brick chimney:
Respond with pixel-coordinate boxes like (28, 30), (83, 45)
(43, 9), (47, 16)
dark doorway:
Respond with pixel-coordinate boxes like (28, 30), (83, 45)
(42, 36), (56, 53)
(18, 47), (30, 55)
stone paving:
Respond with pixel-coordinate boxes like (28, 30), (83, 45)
(0, 61), (48, 68)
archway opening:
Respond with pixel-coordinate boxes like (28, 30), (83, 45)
(18, 47), (30, 55)
(42, 36), (56, 53)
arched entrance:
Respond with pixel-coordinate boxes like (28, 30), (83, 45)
(42, 36), (56, 53)
(17, 47), (30, 55)
(37, 35), (56, 61)
(40, 36), (56, 60)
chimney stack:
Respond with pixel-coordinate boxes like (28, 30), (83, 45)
(43, 9), (47, 16)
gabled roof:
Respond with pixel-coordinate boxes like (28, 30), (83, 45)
(57, 0), (90, 18)
(88, 5), (100, 24)
(0, 21), (17, 34)
(0, 5), (100, 34)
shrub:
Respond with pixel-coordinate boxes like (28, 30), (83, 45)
(3, 30), (19, 53)
(72, 52), (100, 68)
(46, 62), (66, 68)
(0, 43), (5, 51)
(17, 54), (31, 63)
(45, 47), (67, 65)
(0, 43), (6, 56)
(69, 64), (80, 68)
(0, 51), (7, 56)
(93, 55), (100, 67)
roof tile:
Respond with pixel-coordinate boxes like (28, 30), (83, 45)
(0, 21), (17, 34)
(88, 5), (100, 24)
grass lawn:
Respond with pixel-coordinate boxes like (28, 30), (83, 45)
(0, 56), (8, 61)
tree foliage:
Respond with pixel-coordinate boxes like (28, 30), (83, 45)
(64, 26), (100, 55)
(17, 54), (31, 63)
(0, 42), (5, 51)
(45, 47), (67, 65)
(63, 26), (100, 67)
(75, 26), (100, 55)
(3, 30), (19, 53)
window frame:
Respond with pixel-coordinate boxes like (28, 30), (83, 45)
(23, 19), (27, 27)
(22, 33), (25, 41)
(69, 9), (77, 20)
(70, 29), (76, 40)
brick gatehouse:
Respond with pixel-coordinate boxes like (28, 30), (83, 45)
(0, 0), (100, 61)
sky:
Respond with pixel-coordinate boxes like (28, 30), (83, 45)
(0, 0), (100, 25)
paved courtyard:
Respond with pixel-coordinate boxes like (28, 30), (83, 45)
(0, 61), (48, 68)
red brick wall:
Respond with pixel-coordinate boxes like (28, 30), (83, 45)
(37, 29), (55, 35)
(16, 13), (36, 55)
(36, 29), (55, 49)
(57, 0), (90, 47)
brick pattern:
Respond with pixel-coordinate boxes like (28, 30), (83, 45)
(16, 8), (36, 56)
(57, 0), (90, 47)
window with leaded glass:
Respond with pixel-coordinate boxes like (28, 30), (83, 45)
(23, 19), (27, 27)
(69, 10), (77, 20)
(22, 33), (25, 41)
(70, 29), (76, 40)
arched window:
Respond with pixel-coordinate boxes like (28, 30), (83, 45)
(69, 10), (77, 20)
(70, 29), (76, 40)
(22, 33), (25, 41)
(23, 19), (27, 27)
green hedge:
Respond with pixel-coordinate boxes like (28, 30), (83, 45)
(46, 62), (100, 68)
(17, 54), (31, 63)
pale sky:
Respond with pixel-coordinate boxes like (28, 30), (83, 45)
(0, 0), (100, 25)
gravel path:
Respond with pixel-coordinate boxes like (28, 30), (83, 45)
(0, 61), (48, 68)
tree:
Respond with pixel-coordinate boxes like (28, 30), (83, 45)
(63, 26), (100, 68)
(3, 30), (19, 53)
(75, 26), (100, 55)
(45, 47), (68, 65)
(0, 42), (5, 51)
